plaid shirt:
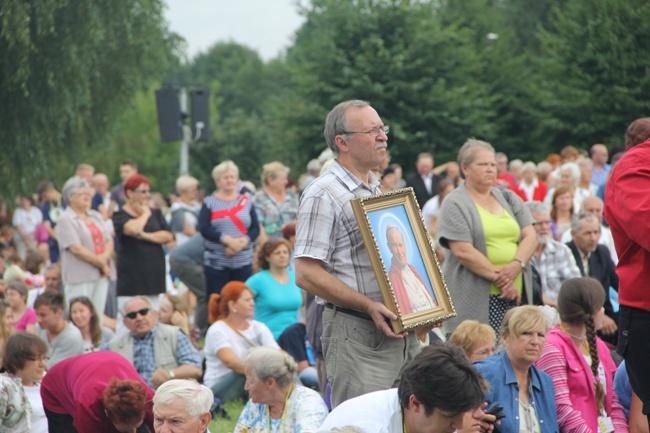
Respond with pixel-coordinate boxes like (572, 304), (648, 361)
(295, 160), (383, 303)
(100, 326), (201, 388)
(531, 240), (581, 302)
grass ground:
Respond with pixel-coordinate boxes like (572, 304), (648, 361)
(209, 399), (246, 432)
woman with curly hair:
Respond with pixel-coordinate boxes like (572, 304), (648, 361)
(41, 351), (154, 433)
(536, 277), (627, 432)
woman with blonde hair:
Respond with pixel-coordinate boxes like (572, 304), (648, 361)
(253, 161), (299, 240)
(157, 293), (191, 338)
(536, 277), (627, 432)
(199, 160), (260, 297)
(468, 306), (559, 433)
(449, 319), (497, 361)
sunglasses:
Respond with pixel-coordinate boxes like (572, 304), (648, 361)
(125, 308), (150, 320)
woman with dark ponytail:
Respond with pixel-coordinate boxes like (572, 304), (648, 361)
(536, 277), (627, 432)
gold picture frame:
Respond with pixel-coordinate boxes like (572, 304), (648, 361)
(352, 188), (455, 333)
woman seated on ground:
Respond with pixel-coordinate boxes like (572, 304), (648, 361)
(157, 293), (191, 338)
(69, 296), (115, 352)
(203, 281), (278, 403)
(246, 239), (304, 339)
(468, 305), (559, 433)
(0, 333), (49, 432)
(449, 319), (497, 362)
(235, 347), (328, 433)
(5, 282), (36, 333)
(536, 277), (628, 433)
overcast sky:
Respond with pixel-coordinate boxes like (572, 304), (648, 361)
(164, 0), (306, 61)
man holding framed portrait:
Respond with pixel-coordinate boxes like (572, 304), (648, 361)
(295, 100), (422, 409)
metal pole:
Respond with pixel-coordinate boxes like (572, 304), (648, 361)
(179, 87), (189, 176)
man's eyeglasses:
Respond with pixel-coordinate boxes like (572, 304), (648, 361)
(532, 220), (552, 226)
(340, 125), (390, 137)
(125, 308), (150, 319)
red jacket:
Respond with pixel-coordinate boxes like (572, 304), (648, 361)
(514, 179), (548, 202)
(604, 138), (650, 311)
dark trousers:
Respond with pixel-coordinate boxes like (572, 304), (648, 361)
(170, 257), (207, 330)
(44, 407), (77, 433)
(618, 305), (650, 415)
(204, 265), (252, 298)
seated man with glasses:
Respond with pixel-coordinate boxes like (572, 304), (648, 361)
(525, 201), (580, 307)
(101, 296), (202, 388)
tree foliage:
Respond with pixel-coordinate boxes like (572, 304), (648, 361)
(0, 0), (179, 196)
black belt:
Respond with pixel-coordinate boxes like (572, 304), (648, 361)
(324, 303), (372, 321)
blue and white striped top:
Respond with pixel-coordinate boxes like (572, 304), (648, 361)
(198, 193), (260, 270)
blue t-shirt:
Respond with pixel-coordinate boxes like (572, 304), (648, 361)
(246, 270), (303, 339)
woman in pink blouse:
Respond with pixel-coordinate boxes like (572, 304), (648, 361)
(55, 176), (114, 317)
(536, 277), (627, 433)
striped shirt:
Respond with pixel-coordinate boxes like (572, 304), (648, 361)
(295, 160), (383, 303)
(198, 193), (259, 270)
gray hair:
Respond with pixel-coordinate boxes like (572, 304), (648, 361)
(175, 175), (199, 194)
(521, 161), (536, 173)
(121, 296), (155, 316)
(525, 200), (549, 215)
(324, 100), (370, 154)
(153, 379), (213, 418)
(580, 195), (604, 212)
(62, 176), (89, 201)
(576, 158), (593, 169)
(537, 161), (553, 175)
(509, 159), (523, 171)
(571, 212), (600, 232)
(560, 162), (580, 186)
(457, 139), (495, 179)
(244, 347), (298, 388)
(211, 160), (239, 182)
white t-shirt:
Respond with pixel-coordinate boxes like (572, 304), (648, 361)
(421, 195), (442, 229)
(24, 382), (49, 432)
(12, 207), (43, 235)
(203, 320), (278, 389)
(318, 389), (402, 433)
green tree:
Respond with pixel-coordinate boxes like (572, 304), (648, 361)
(277, 0), (496, 173)
(0, 0), (179, 198)
(533, 0), (650, 150)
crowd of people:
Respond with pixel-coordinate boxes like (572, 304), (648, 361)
(0, 101), (648, 433)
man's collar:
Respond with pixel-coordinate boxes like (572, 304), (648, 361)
(332, 160), (380, 191)
(132, 325), (157, 341)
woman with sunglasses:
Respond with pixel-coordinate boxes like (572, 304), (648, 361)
(69, 296), (115, 352)
(0, 333), (49, 432)
(112, 174), (173, 315)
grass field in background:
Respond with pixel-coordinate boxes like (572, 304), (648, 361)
(209, 399), (246, 432)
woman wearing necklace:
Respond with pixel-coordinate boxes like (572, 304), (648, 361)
(56, 176), (114, 317)
(234, 347), (328, 433)
(469, 306), (559, 433)
(536, 277), (627, 433)
(203, 281), (278, 404)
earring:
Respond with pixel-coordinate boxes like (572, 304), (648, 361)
(233, 308), (238, 314)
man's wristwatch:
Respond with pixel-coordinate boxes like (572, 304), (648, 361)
(513, 258), (525, 269)
(168, 370), (176, 379)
